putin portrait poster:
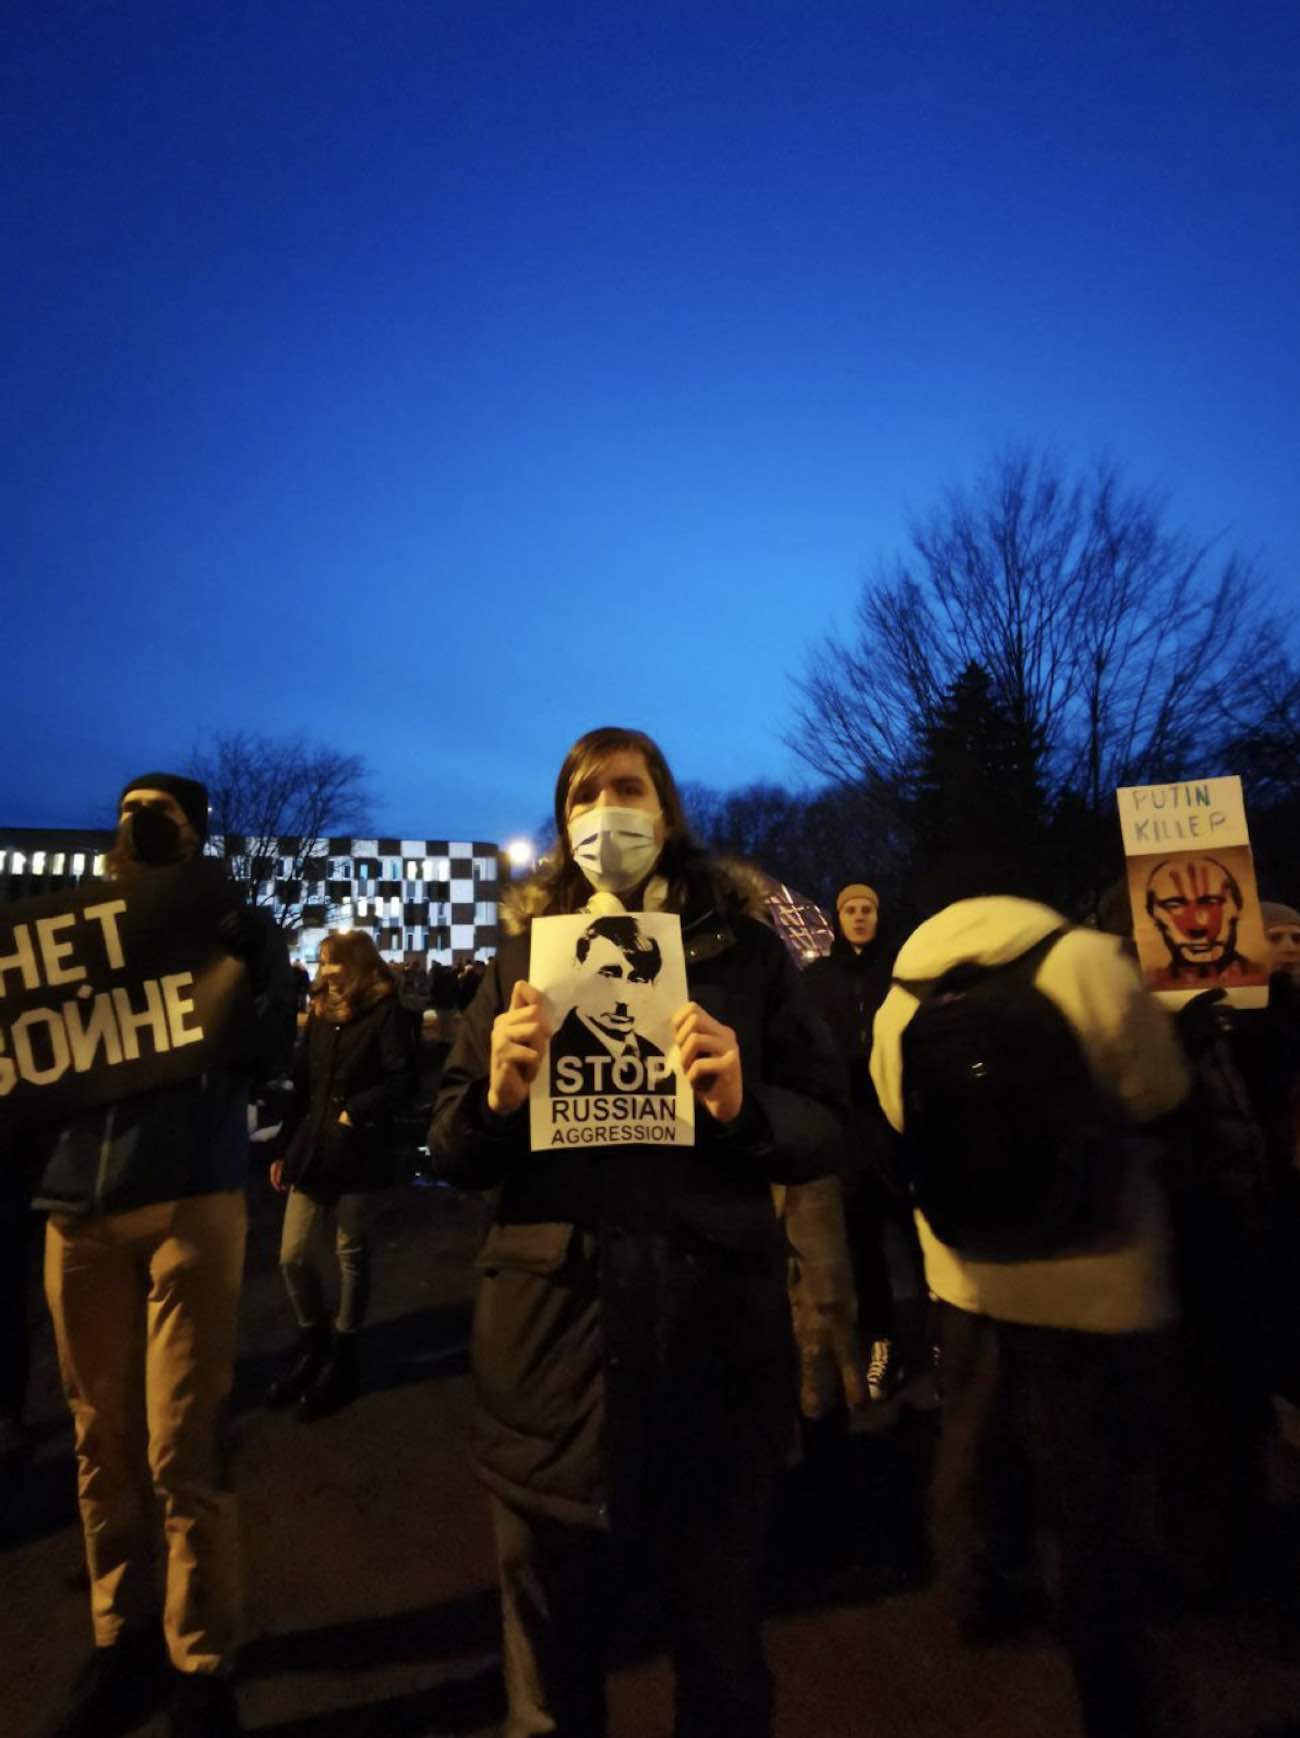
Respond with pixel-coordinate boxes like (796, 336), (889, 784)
(527, 911), (694, 1151)
(1116, 774), (1270, 1008)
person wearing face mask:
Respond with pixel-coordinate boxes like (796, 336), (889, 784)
(32, 773), (296, 1738)
(429, 726), (847, 1738)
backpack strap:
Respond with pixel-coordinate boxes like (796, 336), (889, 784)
(892, 923), (1073, 1003)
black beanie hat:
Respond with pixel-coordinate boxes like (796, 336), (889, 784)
(118, 772), (210, 841)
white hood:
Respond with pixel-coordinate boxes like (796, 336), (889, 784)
(890, 897), (1065, 983)
(870, 893), (1189, 1334)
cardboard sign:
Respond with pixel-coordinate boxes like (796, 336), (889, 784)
(528, 911), (694, 1151)
(1115, 776), (1270, 1008)
(0, 861), (255, 1125)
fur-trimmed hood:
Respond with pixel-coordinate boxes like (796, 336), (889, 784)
(498, 854), (774, 937)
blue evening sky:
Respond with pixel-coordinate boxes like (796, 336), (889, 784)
(4, 0), (1297, 843)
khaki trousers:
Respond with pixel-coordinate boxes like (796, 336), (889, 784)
(45, 1190), (246, 1673)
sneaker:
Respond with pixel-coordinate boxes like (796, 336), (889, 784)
(866, 1338), (897, 1403)
(40, 1624), (168, 1738)
(167, 1671), (241, 1738)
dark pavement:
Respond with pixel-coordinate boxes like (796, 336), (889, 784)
(6, 1161), (1300, 1738)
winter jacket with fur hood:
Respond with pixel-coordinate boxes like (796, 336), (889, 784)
(428, 863), (847, 1530)
(870, 897), (1191, 1334)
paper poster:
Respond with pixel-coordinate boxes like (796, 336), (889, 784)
(528, 911), (694, 1151)
(1115, 775), (1270, 1008)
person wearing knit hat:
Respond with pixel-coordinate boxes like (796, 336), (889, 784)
(118, 772), (211, 843)
(801, 880), (927, 1413)
(835, 883), (879, 951)
(34, 769), (295, 1738)
(1262, 901), (1300, 985)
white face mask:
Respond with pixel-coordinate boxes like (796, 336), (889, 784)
(568, 806), (662, 894)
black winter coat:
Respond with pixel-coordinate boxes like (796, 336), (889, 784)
(801, 936), (898, 1188)
(428, 900), (847, 1532)
(281, 993), (416, 1202)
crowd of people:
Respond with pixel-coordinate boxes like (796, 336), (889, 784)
(2, 736), (1300, 1738)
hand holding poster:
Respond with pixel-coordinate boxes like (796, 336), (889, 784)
(0, 860), (255, 1126)
(1115, 774), (1270, 1008)
(528, 911), (694, 1151)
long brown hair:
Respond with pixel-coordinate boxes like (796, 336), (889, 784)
(531, 726), (715, 916)
(312, 930), (395, 1022)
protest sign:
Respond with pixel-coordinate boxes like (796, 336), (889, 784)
(0, 861), (255, 1126)
(1115, 775), (1270, 1008)
(528, 911), (694, 1151)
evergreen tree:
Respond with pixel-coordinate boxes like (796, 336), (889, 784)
(907, 662), (1047, 910)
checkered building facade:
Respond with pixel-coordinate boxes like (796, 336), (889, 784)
(0, 828), (503, 966)
(215, 835), (502, 964)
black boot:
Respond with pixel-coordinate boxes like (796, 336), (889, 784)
(298, 1328), (360, 1421)
(265, 1318), (330, 1409)
(41, 1622), (169, 1738)
(166, 1670), (241, 1738)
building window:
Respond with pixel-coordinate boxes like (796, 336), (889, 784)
(93, 855), (105, 875)
(11, 853), (25, 873)
(32, 851), (46, 874)
(51, 853), (65, 875)
(72, 853), (85, 874)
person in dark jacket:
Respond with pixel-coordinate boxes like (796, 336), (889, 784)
(268, 930), (416, 1419)
(34, 773), (296, 1738)
(801, 883), (923, 1402)
(428, 726), (846, 1738)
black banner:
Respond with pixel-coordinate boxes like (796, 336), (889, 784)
(0, 861), (256, 1127)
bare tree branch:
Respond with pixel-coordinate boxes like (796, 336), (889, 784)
(189, 732), (372, 932)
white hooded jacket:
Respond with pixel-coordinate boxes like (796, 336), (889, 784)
(870, 898), (1191, 1333)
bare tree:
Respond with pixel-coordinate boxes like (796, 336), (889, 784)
(190, 732), (372, 931)
(792, 451), (1270, 821)
(1216, 654), (1300, 892)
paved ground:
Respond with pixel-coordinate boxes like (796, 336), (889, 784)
(7, 1155), (1300, 1738)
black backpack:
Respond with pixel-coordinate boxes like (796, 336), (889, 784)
(897, 927), (1121, 1260)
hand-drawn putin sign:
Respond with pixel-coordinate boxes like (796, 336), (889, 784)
(528, 911), (694, 1151)
(0, 861), (255, 1126)
(1115, 775), (1270, 1008)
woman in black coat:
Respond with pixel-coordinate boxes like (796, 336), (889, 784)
(268, 931), (415, 1419)
(429, 725), (846, 1738)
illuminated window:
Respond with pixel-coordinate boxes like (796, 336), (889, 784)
(93, 854), (105, 874)
(11, 853), (25, 873)
(32, 851), (46, 874)
(72, 853), (85, 874)
(0, 851), (6, 872)
(51, 853), (65, 874)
